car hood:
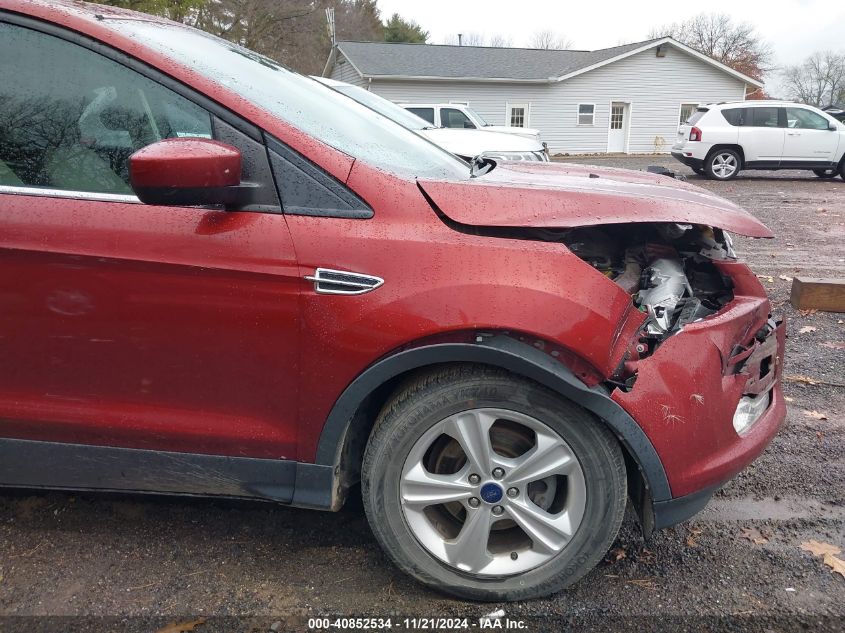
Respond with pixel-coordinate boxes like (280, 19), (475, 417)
(480, 125), (541, 139)
(420, 128), (544, 156)
(418, 161), (773, 238)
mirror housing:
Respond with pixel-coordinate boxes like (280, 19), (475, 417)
(829, 123), (838, 131)
(130, 138), (254, 207)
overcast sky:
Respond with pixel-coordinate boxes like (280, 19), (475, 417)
(376, 0), (845, 94)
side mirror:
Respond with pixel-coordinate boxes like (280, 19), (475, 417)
(129, 138), (254, 208)
(830, 123), (838, 131)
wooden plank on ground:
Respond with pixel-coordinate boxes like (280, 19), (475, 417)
(790, 277), (845, 313)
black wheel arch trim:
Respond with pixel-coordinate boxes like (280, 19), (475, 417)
(315, 334), (672, 502)
(706, 144), (744, 164)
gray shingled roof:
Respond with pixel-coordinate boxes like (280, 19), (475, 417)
(335, 38), (664, 81)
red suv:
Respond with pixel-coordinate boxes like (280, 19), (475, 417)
(0, 1), (785, 601)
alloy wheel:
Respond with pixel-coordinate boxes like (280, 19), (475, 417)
(711, 152), (738, 179)
(399, 408), (586, 576)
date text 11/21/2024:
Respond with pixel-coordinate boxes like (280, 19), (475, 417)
(307, 617), (529, 630)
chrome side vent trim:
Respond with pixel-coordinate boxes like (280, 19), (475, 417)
(305, 268), (384, 295)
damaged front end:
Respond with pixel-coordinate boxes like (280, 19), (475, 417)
(560, 221), (786, 530)
(561, 222), (738, 388)
(417, 166), (785, 532)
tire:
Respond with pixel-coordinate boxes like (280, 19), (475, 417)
(362, 364), (627, 601)
(705, 148), (741, 180)
(813, 169), (837, 179)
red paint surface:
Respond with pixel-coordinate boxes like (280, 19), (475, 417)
(130, 138), (241, 189)
(0, 0), (785, 501)
(420, 162), (773, 238)
(613, 263), (786, 496)
(0, 194), (300, 459)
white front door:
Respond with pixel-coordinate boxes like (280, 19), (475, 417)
(607, 102), (628, 153)
(783, 107), (839, 162)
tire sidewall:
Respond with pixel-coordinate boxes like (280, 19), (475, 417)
(363, 374), (626, 601)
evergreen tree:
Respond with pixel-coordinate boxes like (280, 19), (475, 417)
(383, 13), (428, 43)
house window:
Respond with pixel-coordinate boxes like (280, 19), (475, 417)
(679, 103), (698, 125)
(610, 104), (624, 129)
(507, 103), (529, 127)
(577, 103), (595, 126)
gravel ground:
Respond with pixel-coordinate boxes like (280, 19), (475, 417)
(1, 156), (843, 633)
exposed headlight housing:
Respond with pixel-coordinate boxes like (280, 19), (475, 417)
(732, 392), (771, 436)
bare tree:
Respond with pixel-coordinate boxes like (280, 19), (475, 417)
(649, 13), (773, 83)
(488, 34), (513, 48)
(189, 0), (383, 75)
(443, 32), (486, 46)
(781, 50), (845, 107)
(529, 30), (572, 50)
(98, 0), (205, 23)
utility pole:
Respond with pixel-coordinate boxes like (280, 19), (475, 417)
(321, 7), (337, 77)
(325, 7), (336, 47)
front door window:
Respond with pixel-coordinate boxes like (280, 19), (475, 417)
(0, 23), (212, 194)
(786, 107), (829, 130)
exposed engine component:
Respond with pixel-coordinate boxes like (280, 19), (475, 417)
(561, 222), (735, 346)
(637, 258), (693, 335)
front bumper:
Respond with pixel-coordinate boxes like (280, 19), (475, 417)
(650, 383), (786, 530)
(614, 262), (786, 525)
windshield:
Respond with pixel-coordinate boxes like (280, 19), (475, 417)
(466, 107), (490, 126)
(107, 20), (467, 180)
(332, 84), (434, 131)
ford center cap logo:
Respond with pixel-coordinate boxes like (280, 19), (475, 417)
(479, 482), (503, 504)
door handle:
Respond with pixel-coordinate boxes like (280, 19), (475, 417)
(787, 132), (801, 136)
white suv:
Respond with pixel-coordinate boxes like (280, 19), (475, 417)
(399, 103), (542, 142)
(672, 101), (845, 181)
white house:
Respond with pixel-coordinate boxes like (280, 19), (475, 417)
(324, 37), (763, 155)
